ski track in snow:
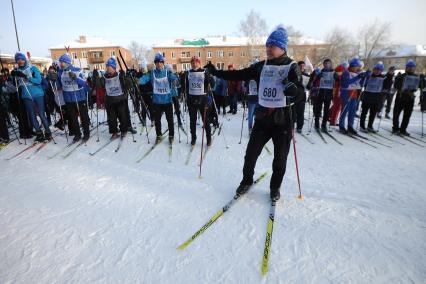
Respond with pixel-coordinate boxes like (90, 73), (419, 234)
(0, 105), (425, 284)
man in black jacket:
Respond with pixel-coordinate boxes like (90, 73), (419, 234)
(104, 57), (131, 139)
(205, 25), (304, 201)
(392, 59), (420, 136)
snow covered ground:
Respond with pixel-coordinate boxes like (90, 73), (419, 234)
(0, 103), (425, 283)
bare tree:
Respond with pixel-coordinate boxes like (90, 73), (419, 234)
(239, 10), (268, 67)
(286, 25), (303, 44)
(128, 41), (154, 67)
(315, 27), (359, 67)
(358, 19), (391, 68)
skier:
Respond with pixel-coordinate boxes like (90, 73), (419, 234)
(103, 57), (130, 139)
(329, 62), (347, 126)
(57, 53), (90, 142)
(205, 25), (304, 201)
(295, 61), (308, 133)
(312, 59), (336, 132)
(392, 59), (420, 136)
(11, 52), (52, 142)
(226, 64), (241, 114)
(359, 62), (385, 132)
(0, 68), (10, 143)
(339, 58), (366, 134)
(139, 53), (177, 144)
(379, 65), (396, 119)
(185, 56), (214, 146)
(137, 62), (154, 127)
(421, 74), (426, 112)
(166, 64), (183, 127)
(213, 76), (227, 115)
(245, 60), (260, 134)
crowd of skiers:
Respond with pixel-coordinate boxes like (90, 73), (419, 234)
(1, 25), (426, 201)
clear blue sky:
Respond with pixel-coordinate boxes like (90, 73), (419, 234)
(1, 0), (425, 57)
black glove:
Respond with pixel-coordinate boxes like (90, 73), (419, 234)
(68, 71), (77, 80)
(204, 61), (217, 75)
(11, 70), (27, 78)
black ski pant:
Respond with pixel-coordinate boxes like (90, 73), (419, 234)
(360, 101), (379, 128)
(295, 100), (305, 130)
(188, 102), (211, 140)
(153, 103), (174, 138)
(106, 99), (128, 134)
(393, 95), (414, 132)
(66, 101), (90, 138)
(0, 105), (9, 140)
(172, 96), (183, 126)
(241, 114), (292, 191)
(313, 90), (332, 127)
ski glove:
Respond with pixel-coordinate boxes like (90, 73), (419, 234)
(68, 71), (77, 80)
(11, 70), (27, 78)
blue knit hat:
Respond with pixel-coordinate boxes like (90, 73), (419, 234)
(373, 62), (384, 71)
(106, 57), (117, 69)
(59, 54), (72, 65)
(349, 58), (362, 68)
(406, 59), (416, 68)
(14, 52), (27, 62)
(266, 25), (288, 52)
(154, 53), (165, 63)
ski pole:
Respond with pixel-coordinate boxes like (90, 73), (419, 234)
(51, 81), (69, 143)
(198, 105), (208, 179)
(289, 105), (303, 200)
(238, 94), (246, 144)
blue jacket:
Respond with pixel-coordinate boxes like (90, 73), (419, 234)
(139, 68), (177, 104)
(57, 66), (88, 103)
(15, 63), (44, 99)
(213, 77), (227, 96)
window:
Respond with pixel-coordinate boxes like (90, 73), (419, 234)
(240, 50), (246, 57)
(172, 64), (177, 70)
(196, 51), (201, 58)
(181, 51), (186, 58)
(182, 63), (191, 70)
(81, 51), (88, 58)
(162, 52), (166, 58)
(217, 50), (224, 57)
(228, 51), (233, 57)
(216, 62), (224, 70)
(171, 51), (176, 59)
(207, 51), (212, 58)
(71, 52), (77, 59)
(110, 50), (116, 57)
(186, 51), (190, 58)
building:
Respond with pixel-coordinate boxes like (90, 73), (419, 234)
(49, 36), (132, 70)
(152, 35), (329, 72)
(369, 44), (426, 73)
(0, 53), (52, 71)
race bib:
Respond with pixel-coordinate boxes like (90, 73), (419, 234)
(188, 71), (205, 95)
(319, 71), (334, 89)
(104, 75), (123, 97)
(365, 77), (385, 93)
(258, 62), (294, 108)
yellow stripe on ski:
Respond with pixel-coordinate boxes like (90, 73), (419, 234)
(261, 216), (274, 275)
(177, 209), (224, 250)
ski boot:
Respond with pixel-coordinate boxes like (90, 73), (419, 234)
(191, 135), (196, 146)
(44, 131), (52, 141)
(367, 126), (376, 133)
(155, 136), (162, 144)
(34, 131), (45, 142)
(348, 127), (358, 135)
(236, 183), (252, 196)
(270, 188), (281, 202)
(400, 130), (410, 136)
